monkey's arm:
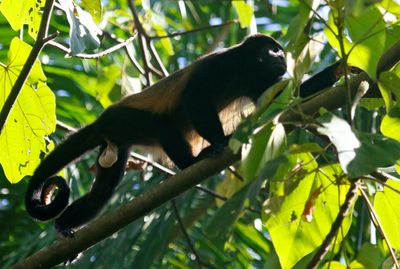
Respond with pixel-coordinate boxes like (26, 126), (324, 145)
(299, 61), (342, 98)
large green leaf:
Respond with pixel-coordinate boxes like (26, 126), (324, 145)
(0, 0), (44, 38)
(326, 6), (388, 79)
(317, 112), (361, 176)
(204, 178), (263, 249)
(0, 38), (55, 183)
(381, 114), (400, 141)
(374, 179), (400, 250)
(263, 164), (352, 269)
(232, 0), (254, 28)
(318, 112), (400, 178)
(82, 0), (102, 23)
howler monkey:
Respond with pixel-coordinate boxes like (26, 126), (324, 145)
(25, 34), (340, 234)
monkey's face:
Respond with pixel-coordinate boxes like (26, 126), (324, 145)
(256, 42), (287, 78)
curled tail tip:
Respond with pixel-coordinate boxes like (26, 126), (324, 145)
(25, 176), (70, 221)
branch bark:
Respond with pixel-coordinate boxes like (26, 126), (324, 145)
(11, 149), (238, 269)
(8, 71), (377, 269)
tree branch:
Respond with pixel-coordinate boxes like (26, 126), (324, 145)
(12, 30), (400, 269)
(0, 0), (57, 133)
(11, 149), (238, 269)
(306, 180), (360, 269)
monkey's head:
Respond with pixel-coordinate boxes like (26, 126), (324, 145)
(241, 34), (287, 80)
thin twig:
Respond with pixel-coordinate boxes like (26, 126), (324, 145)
(0, 0), (57, 133)
(102, 31), (146, 76)
(127, 1), (151, 85)
(307, 180), (359, 269)
(148, 40), (168, 77)
(359, 187), (400, 269)
(48, 35), (137, 59)
(228, 167), (245, 182)
(299, 0), (336, 38)
(195, 185), (227, 201)
(364, 175), (400, 196)
(171, 199), (203, 268)
(149, 20), (239, 40)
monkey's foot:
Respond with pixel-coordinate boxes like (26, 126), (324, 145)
(55, 226), (82, 264)
(197, 142), (227, 160)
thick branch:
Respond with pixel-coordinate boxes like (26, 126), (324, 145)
(13, 33), (400, 269)
(11, 149), (238, 269)
(0, 0), (57, 133)
(279, 72), (373, 124)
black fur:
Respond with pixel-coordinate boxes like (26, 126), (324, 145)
(25, 34), (340, 233)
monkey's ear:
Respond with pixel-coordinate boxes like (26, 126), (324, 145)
(98, 141), (118, 168)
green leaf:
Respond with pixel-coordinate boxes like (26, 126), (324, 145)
(359, 98), (385, 110)
(235, 222), (272, 256)
(321, 261), (347, 269)
(263, 165), (352, 269)
(240, 125), (272, 181)
(256, 79), (292, 126)
(92, 65), (121, 107)
(350, 243), (385, 269)
(59, 0), (101, 55)
(205, 179), (263, 249)
(232, 0), (254, 28)
(82, 0), (102, 23)
(346, 7), (386, 79)
(0, 38), (56, 183)
(347, 134), (400, 178)
(215, 171), (245, 207)
(381, 114), (400, 141)
(241, 124), (286, 181)
(317, 112), (361, 176)
(132, 211), (175, 268)
(0, 0), (45, 38)
(318, 112), (400, 178)
(374, 179), (400, 250)
(285, 0), (316, 58)
(151, 11), (174, 56)
(45, 64), (119, 108)
(379, 71), (400, 100)
(326, 6), (387, 79)
(289, 143), (323, 154)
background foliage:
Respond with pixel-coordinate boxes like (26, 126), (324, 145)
(1, 0), (400, 268)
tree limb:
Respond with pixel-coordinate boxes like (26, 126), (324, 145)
(12, 31), (400, 269)
(9, 70), (376, 269)
(11, 149), (238, 269)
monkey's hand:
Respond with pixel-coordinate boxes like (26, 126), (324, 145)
(56, 226), (75, 238)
